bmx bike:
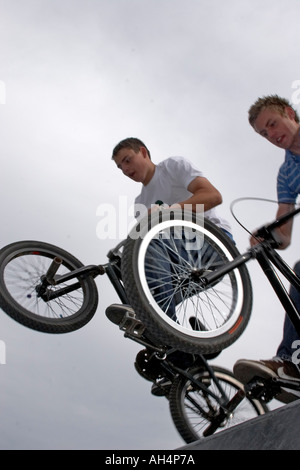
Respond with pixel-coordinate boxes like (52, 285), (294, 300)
(1, 204), (299, 440)
(0, 207), (268, 443)
(0, 209), (253, 353)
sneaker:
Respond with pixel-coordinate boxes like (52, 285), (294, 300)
(151, 377), (172, 397)
(233, 358), (300, 404)
(105, 304), (135, 325)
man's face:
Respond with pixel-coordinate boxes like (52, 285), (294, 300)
(254, 107), (299, 150)
(114, 147), (148, 183)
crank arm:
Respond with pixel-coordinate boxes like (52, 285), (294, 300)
(203, 388), (245, 437)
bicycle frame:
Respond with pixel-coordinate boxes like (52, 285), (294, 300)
(255, 246), (300, 337)
(39, 243), (238, 416)
(203, 206), (300, 337)
(38, 243), (130, 304)
(33, 206), (300, 435)
(102, 251), (248, 436)
(115, 309), (245, 437)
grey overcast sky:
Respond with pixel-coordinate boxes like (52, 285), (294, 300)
(0, 0), (300, 450)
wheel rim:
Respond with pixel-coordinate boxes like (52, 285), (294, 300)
(137, 218), (244, 338)
(179, 371), (265, 438)
(1, 249), (87, 321)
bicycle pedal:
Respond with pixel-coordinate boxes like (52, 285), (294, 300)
(119, 312), (146, 337)
(245, 376), (279, 403)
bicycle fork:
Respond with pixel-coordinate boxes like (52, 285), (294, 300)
(35, 257), (105, 301)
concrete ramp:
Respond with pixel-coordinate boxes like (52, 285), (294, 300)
(179, 400), (300, 450)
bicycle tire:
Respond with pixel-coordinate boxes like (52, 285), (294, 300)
(121, 209), (252, 354)
(0, 240), (98, 333)
(169, 366), (268, 443)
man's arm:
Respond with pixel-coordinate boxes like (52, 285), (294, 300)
(273, 203), (295, 249)
(250, 202), (294, 249)
(175, 176), (222, 212)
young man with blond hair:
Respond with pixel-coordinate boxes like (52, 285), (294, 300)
(234, 95), (300, 403)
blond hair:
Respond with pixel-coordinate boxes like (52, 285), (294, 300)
(248, 94), (300, 127)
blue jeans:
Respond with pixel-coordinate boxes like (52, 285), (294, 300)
(276, 261), (300, 360)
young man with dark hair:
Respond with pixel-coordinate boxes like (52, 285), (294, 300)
(108, 137), (232, 395)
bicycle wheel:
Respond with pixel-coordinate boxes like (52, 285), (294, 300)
(169, 366), (268, 444)
(122, 209), (252, 354)
(0, 241), (98, 333)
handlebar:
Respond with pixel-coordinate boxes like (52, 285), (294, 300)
(263, 206), (300, 232)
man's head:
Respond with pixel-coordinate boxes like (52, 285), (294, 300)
(248, 95), (299, 127)
(112, 137), (154, 185)
(112, 137), (151, 160)
(248, 95), (300, 149)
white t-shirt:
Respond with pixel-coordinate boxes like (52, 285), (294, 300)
(135, 156), (231, 233)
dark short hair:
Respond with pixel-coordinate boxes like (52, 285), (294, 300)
(248, 94), (300, 127)
(112, 137), (151, 160)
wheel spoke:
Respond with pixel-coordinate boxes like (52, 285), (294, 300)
(170, 368), (267, 442)
(3, 254), (85, 319)
(142, 222), (242, 336)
